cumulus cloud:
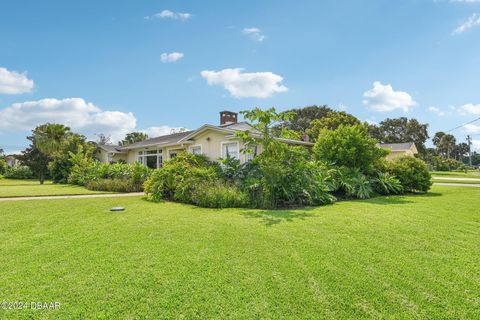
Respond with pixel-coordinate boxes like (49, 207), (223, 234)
(145, 10), (191, 21)
(458, 103), (480, 115)
(142, 126), (188, 137)
(0, 98), (136, 141)
(0, 67), (34, 94)
(428, 106), (446, 116)
(453, 13), (480, 35)
(363, 81), (417, 112)
(200, 68), (288, 98)
(472, 139), (480, 152)
(160, 52), (184, 63)
(464, 123), (480, 133)
(243, 27), (265, 42)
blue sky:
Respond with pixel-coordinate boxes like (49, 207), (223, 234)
(1, 0), (480, 153)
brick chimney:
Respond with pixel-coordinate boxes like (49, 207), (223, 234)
(220, 111), (238, 125)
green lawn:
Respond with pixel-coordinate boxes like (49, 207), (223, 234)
(432, 178), (480, 185)
(0, 179), (112, 198)
(430, 170), (480, 179)
(1, 186), (479, 319)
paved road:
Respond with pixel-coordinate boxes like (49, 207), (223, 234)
(433, 182), (480, 188)
(0, 192), (145, 202)
(432, 176), (480, 181)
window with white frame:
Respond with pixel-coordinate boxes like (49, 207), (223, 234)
(221, 142), (239, 159)
(189, 145), (202, 155)
(243, 144), (257, 162)
(137, 149), (162, 169)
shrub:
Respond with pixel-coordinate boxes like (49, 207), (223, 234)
(238, 148), (336, 208)
(386, 156), (432, 192)
(0, 158), (8, 175)
(4, 165), (33, 179)
(330, 168), (376, 199)
(374, 172), (404, 195)
(313, 124), (388, 174)
(68, 159), (151, 188)
(86, 178), (143, 193)
(144, 152), (221, 203)
(431, 156), (463, 171)
(190, 181), (249, 208)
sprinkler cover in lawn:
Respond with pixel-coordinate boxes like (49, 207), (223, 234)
(110, 207), (125, 212)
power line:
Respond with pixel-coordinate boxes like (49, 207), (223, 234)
(445, 116), (480, 133)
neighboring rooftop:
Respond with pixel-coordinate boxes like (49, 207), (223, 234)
(378, 142), (416, 151)
(118, 130), (194, 150)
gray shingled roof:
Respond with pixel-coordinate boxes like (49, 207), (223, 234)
(378, 142), (415, 151)
(118, 130), (194, 150)
(98, 144), (125, 153)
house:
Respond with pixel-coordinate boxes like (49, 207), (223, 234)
(96, 111), (313, 168)
(378, 142), (418, 160)
(4, 154), (21, 167)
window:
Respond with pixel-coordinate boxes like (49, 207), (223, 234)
(222, 142), (239, 159)
(189, 145), (202, 155)
(137, 149), (163, 168)
(244, 145), (257, 162)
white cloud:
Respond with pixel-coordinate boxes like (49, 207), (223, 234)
(363, 81), (417, 112)
(464, 123), (480, 133)
(145, 10), (191, 21)
(142, 126), (188, 137)
(160, 52), (184, 63)
(472, 140), (480, 152)
(243, 27), (265, 42)
(453, 13), (480, 35)
(450, 0), (480, 3)
(428, 106), (446, 116)
(200, 68), (288, 98)
(0, 98), (136, 142)
(458, 103), (480, 115)
(0, 67), (34, 94)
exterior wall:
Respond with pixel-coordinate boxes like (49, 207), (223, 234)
(5, 156), (20, 167)
(385, 148), (415, 161)
(122, 129), (264, 166)
(96, 149), (127, 163)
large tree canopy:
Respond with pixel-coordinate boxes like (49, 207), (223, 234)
(368, 117), (429, 156)
(307, 111), (361, 141)
(119, 132), (149, 146)
(277, 105), (333, 134)
(313, 124), (388, 173)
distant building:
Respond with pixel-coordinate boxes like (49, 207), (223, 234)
(5, 154), (21, 167)
(378, 142), (418, 160)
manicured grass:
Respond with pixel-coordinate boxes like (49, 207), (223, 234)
(432, 178), (480, 185)
(0, 179), (112, 198)
(430, 170), (480, 179)
(1, 186), (479, 319)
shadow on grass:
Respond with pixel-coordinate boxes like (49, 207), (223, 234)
(242, 207), (318, 226)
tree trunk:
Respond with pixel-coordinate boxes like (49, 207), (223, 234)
(40, 172), (45, 185)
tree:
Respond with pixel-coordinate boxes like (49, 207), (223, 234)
(313, 124), (388, 173)
(48, 133), (95, 183)
(16, 141), (50, 184)
(432, 132), (445, 149)
(307, 111), (361, 141)
(35, 123), (71, 156)
(368, 118), (429, 156)
(452, 142), (469, 161)
(276, 105), (333, 134)
(237, 107), (298, 158)
(95, 133), (111, 145)
(119, 132), (149, 146)
(439, 134), (456, 159)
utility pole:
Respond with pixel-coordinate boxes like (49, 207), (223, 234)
(467, 135), (472, 166)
